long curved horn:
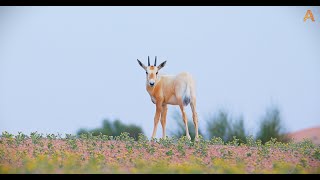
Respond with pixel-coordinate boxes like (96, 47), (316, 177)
(148, 56), (150, 66)
(154, 56), (157, 66)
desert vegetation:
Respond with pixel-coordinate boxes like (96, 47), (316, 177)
(171, 106), (289, 144)
(77, 119), (143, 141)
(0, 131), (319, 173)
(1, 105), (319, 174)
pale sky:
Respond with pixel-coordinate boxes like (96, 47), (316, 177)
(0, 6), (319, 138)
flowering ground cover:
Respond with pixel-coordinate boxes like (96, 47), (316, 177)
(0, 132), (319, 173)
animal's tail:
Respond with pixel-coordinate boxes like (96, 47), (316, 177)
(183, 83), (191, 106)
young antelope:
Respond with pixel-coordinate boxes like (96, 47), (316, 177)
(137, 56), (199, 141)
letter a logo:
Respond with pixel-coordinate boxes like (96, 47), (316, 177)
(304, 10), (315, 22)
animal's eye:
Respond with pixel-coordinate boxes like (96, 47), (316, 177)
(156, 72), (158, 75)
(146, 72), (148, 75)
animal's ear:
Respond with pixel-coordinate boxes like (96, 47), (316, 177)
(137, 59), (147, 70)
(157, 61), (167, 70)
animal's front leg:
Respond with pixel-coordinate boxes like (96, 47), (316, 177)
(160, 104), (168, 139)
(151, 101), (163, 139)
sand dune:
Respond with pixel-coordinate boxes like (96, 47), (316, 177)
(288, 126), (320, 145)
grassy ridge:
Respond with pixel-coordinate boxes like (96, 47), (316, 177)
(0, 132), (319, 174)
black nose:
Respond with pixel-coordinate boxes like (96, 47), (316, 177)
(150, 82), (154, 86)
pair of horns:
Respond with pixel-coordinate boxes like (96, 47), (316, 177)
(148, 56), (157, 66)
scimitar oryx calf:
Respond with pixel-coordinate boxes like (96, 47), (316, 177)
(137, 56), (199, 141)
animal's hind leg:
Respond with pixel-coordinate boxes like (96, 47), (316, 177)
(190, 99), (199, 141)
(179, 102), (191, 141)
(175, 82), (191, 140)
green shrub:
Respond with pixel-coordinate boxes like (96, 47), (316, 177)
(256, 106), (289, 144)
(206, 109), (247, 143)
(77, 119), (144, 141)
